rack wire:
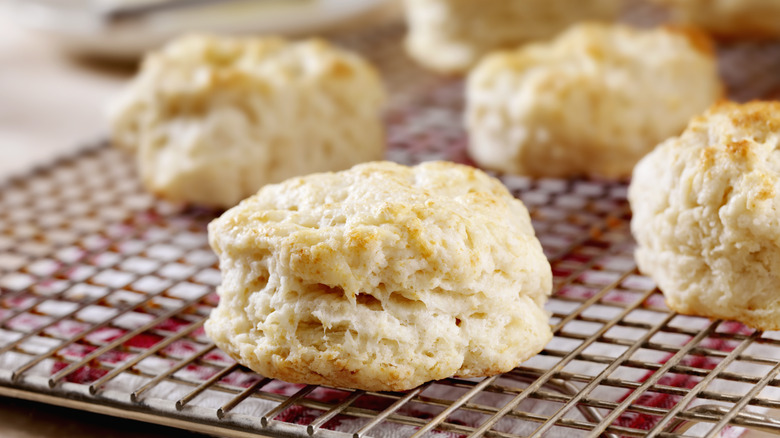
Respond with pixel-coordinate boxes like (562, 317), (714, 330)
(2, 6), (780, 438)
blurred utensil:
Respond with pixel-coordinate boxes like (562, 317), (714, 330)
(100, 0), (304, 23)
(7, 0), (394, 60)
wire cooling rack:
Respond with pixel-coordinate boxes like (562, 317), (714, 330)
(3, 7), (780, 438)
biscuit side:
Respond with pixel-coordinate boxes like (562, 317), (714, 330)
(205, 161), (553, 390)
(403, 0), (621, 74)
(629, 101), (780, 331)
(466, 23), (722, 178)
(109, 35), (386, 208)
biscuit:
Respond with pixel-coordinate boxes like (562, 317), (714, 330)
(629, 101), (780, 331)
(109, 35), (385, 208)
(466, 23), (722, 178)
(205, 161), (553, 391)
(403, 0), (621, 74)
(656, 0), (780, 39)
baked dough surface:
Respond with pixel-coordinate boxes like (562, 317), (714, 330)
(403, 0), (620, 74)
(630, 101), (780, 331)
(657, 0), (780, 39)
(466, 23), (722, 178)
(205, 161), (553, 391)
(110, 35), (385, 208)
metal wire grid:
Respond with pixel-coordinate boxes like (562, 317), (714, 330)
(1, 142), (779, 438)
(1, 11), (780, 438)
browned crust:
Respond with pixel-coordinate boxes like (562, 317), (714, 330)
(705, 100), (780, 137)
(652, 0), (780, 41)
(663, 25), (717, 57)
(725, 101), (780, 131)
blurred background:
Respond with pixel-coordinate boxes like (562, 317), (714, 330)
(0, 0), (399, 177)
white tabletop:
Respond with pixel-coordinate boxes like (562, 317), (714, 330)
(0, 12), (128, 176)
